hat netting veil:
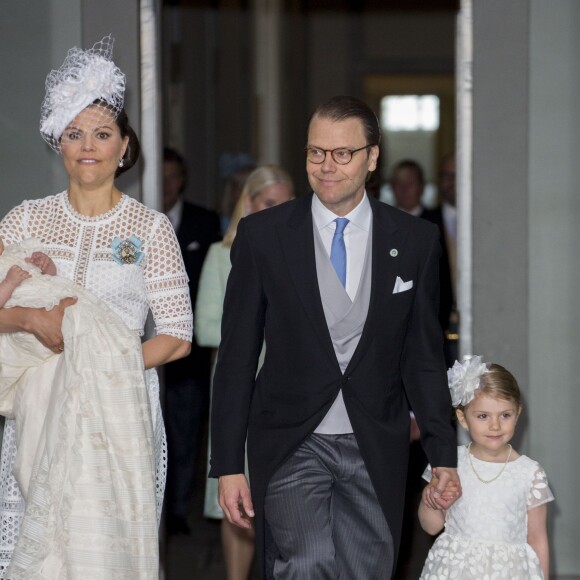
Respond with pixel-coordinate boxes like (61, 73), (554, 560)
(40, 35), (125, 152)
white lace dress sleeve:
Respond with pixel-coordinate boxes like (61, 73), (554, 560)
(143, 212), (193, 341)
(0, 192), (193, 577)
(527, 465), (554, 509)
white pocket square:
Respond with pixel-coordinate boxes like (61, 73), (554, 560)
(393, 276), (413, 294)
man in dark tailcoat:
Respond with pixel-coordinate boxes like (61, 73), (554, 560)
(209, 97), (459, 578)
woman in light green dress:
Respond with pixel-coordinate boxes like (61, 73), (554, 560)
(195, 165), (294, 580)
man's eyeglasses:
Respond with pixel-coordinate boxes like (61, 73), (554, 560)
(305, 145), (370, 165)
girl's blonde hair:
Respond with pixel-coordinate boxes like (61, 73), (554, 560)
(462, 363), (522, 410)
(222, 165), (294, 247)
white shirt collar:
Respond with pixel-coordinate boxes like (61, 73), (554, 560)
(442, 202), (457, 239)
(166, 197), (184, 231)
(403, 204), (424, 217)
(311, 192), (372, 232)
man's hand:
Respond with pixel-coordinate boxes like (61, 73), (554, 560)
(218, 474), (254, 529)
(26, 297), (77, 353)
(424, 467), (461, 510)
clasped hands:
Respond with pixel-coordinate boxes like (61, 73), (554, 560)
(423, 466), (461, 510)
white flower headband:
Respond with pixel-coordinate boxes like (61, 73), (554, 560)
(447, 355), (489, 407)
(40, 35), (125, 152)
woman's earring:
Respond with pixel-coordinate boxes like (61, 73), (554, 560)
(118, 158), (125, 168)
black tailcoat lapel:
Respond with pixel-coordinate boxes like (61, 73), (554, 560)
(277, 194), (341, 373)
(346, 197), (407, 374)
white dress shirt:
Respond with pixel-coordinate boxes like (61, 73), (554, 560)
(311, 192), (372, 434)
(442, 202), (457, 241)
(166, 197), (184, 231)
(311, 193), (372, 301)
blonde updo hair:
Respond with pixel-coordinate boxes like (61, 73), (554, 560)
(222, 165), (294, 247)
(463, 363), (522, 410)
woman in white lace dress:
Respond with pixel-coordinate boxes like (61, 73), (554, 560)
(0, 37), (192, 579)
(419, 357), (554, 579)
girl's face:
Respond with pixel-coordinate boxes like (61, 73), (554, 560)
(456, 393), (521, 458)
(246, 182), (293, 215)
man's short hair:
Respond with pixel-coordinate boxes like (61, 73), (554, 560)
(391, 159), (425, 185)
(163, 147), (186, 179)
(309, 96), (381, 147)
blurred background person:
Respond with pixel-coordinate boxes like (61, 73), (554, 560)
(436, 152), (458, 366)
(163, 147), (222, 535)
(390, 157), (454, 579)
(391, 158), (453, 336)
(217, 153), (257, 235)
(391, 158), (427, 216)
(195, 165), (294, 580)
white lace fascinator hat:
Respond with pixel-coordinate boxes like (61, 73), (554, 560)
(40, 35), (126, 152)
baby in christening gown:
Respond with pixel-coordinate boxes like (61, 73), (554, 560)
(0, 238), (159, 580)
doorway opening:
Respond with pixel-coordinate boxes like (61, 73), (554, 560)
(364, 74), (455, 207)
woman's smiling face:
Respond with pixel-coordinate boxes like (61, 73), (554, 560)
(60, 105), (128, 188)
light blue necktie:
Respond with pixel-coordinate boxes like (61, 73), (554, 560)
(330, 217), (349, 287)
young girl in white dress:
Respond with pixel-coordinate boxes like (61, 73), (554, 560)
(419, 355), (554, 579)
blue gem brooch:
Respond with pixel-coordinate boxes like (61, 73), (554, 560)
(111, 235), (144, 265)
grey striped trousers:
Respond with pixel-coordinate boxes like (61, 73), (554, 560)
(264, 433), (394, 579)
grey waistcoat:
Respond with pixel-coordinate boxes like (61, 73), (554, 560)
(313, 221), (373, 434)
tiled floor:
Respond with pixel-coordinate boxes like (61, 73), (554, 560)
(163, 496), (427, 580)
(162, 430), (260, 580)
(163, 492), (260, 579)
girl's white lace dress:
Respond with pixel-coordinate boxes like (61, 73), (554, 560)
(420, 445), (554, 580)
(0, 192), (193, 578)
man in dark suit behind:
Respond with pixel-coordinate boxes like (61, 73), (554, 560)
(390, 158), (456, 578)
(390, 156), (458, 368)
(209, 97), (459, 578)
(391, 158), (453, 333)
(163, 147), (221, 534)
